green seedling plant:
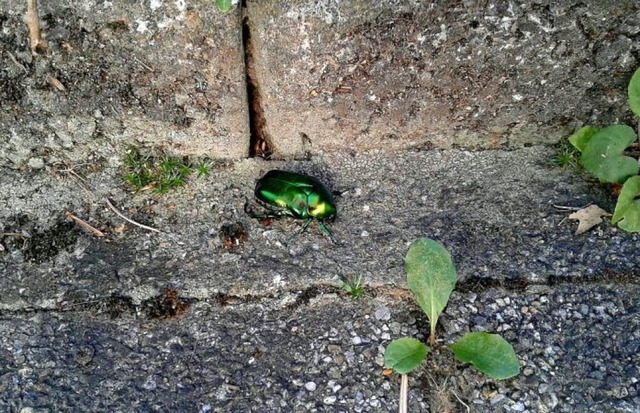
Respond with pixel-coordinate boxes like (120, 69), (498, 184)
(384, 238), (519, 412)
(337, 274), (365, 300)
(550, 141), (580, 170)
(196, 160), (212, 177)
(567, 66), (640, 232)
(123, 147), (205, 194)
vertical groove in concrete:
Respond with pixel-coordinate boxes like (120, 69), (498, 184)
(242, 0), (273, 159)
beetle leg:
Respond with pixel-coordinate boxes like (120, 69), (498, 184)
(245, 200), (288, 219)
(318, 222), (336, 243)
(299, 218), (312, 234)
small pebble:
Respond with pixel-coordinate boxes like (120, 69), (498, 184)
(374, 306), (391, 321)
(511, 401), (525, 411)
(323, 395), (337, 405)
(304, 382), (316, 392)
(27, 157), (45, 169)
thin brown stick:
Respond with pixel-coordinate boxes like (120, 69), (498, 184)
(6, 50), (28, 73)
(105, 198), (160, 233)
(46, 74), (67, 92)
(553, 203), (592, 211)
(399, 374), (408, 413)
(451, 390), (470, 413)
(134, 57), (153, 71)
(65, 211), (105, 238)
(27, 0), (46, 54)
(0, 232), (31, 237)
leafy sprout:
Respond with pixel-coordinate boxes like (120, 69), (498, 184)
(122, 147), (208, 194)
(550, 141), (580, 170)
(337, 274), (365, 300)
(196, 161), (211, 177)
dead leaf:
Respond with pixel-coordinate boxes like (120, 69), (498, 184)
(569, 205), (611, 234)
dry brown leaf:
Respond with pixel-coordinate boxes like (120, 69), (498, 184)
(569, 205), (610, 235)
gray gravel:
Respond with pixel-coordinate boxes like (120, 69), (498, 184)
(0, 283), (637, 412)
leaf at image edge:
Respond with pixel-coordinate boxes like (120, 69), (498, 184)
(449, 332), (520, 380)
(612, 175), (640, 232)
(384, 337), (429, 375)
(568, 126), (599, 153)
(216, 0), (233, 13)
(405, 238), (457, 326)
(629, 67), (640, 118)
(579, 125), (639, 183)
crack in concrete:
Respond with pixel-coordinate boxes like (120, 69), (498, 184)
(0, 270), (636, 318)
(243, 0), (273, 159)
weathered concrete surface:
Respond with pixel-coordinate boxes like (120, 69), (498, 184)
(1, 1), (640, 411)
(1, 148), (639, 410)
(1, 148), (639, 309)
(248, 0), (640, 157)
(0, 0), (248, 167)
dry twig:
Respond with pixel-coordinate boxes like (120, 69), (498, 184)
(0, 232), (31, 237)
(6, 50), (28, 73)
(65, 211), (105, 238)
(27, 0), (46, 54)
(553, 203), (592, 211)
(46, 74), (67, 92)
(105, 198), (160, 233)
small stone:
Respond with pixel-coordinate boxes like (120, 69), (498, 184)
(352, 336), (362, 345)
(323, 395), (337, 405)
(142, 377), (157, 391)
(27, 157), (45, 169)
(11, 251), (24, 263)
(304, 382), (316, 392)
(490, 394), (506, 405)
(374, 306), (391, 321)
(511, 401), (525, 411)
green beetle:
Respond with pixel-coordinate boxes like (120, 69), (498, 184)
(246, 170), (337, 241)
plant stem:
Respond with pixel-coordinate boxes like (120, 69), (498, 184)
(399, 374), (408, 413)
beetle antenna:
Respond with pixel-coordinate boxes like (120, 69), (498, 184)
(332, 188), (352, 197)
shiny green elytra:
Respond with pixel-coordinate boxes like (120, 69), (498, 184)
(248, 170), (337, 241)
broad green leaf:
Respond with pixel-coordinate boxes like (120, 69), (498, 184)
(215, 0), (233, 13)
(568, 126), (599, 153)
(580, 125), (638, 183)
(405, 238), (457, 343)
(384, 337), (429, 374)
(612, 175), (640, 232)
(629, 67), (640, 118)
(449, 332), (520, 380)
